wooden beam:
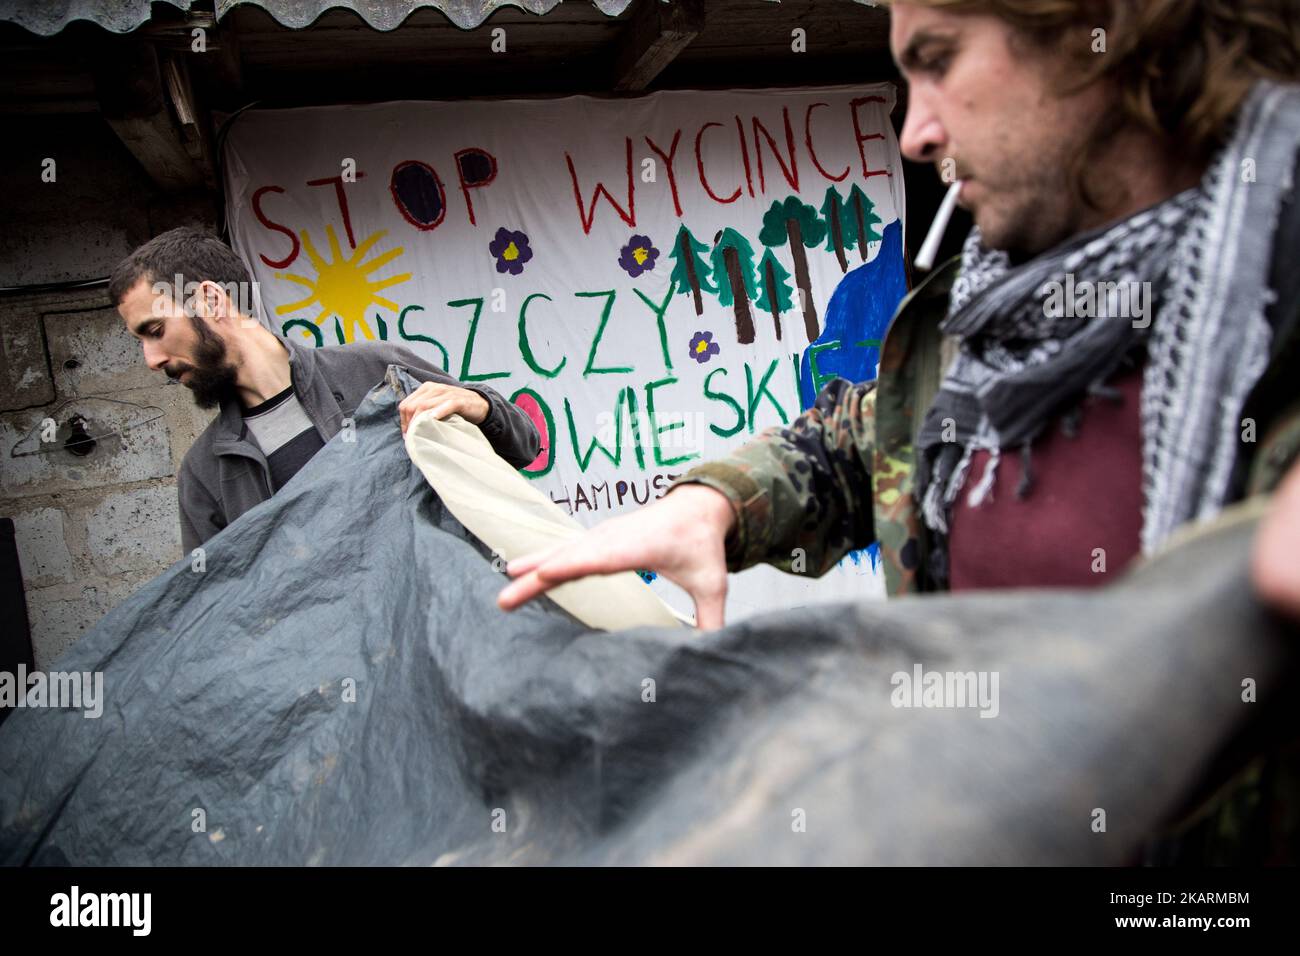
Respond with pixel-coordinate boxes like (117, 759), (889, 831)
(94, 42), (203, 192)
(144, 12), (244, 101)
(612, 0), (705, 92)
(139, 11), (218, 47)
(161, 52), (217, 189)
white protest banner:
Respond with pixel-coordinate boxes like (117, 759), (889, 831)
(224, 84), (907, 618)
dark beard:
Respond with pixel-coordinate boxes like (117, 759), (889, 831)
(176, 318), (239, 409)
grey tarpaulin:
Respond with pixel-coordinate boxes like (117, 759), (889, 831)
(0, 369), (1294, 865)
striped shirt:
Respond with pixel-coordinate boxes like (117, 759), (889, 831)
(242, 386), (326, 492)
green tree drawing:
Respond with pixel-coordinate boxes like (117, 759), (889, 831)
(846, 184), (883, 262)
(759, 196), (827, 343)
(710, 227), (758, 345)
(667, 223), (716, 316)
(820, 186), (858, 273)
(755, 248), (794, 341)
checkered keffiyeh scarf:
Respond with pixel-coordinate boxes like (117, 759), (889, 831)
(915, 80), (1300, 585)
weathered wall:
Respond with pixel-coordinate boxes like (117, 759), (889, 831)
(0, 113), (217, 668)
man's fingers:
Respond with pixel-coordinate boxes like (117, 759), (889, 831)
(1252, 460), (1300, 619)
(398, 394), (423, 433)
(420, 401), (454, 421)
(532, 542), (642, 586)
(497, 568), (555, 611)
(504, 553), (545, 578)
(399, 383), (459, 432)
(505, 543), (567, 578)
(401, 399), (456, 434)
(499, 537), (645, 611)
(692, 583), (727, 631)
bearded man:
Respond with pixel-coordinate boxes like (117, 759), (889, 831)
(498, 0), (1300, 861)
(111, 227), (540, 553)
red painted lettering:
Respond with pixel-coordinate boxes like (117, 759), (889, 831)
(252, 185), (299, 269)
(567, 138), (637, 234)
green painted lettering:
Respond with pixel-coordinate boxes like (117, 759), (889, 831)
(452, 297), (509, 382)
(578, 290), (633, 377)
(518, 293), (566, 379)
(646, 376), (700, 468)
(397, 305), (449, 372)
(703, 367), (745, 438)
(745, 359), (788, 431)
(565, 390), (626, 471)
(632, 286), (675, 373)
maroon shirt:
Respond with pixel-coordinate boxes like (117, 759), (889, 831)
(946, 367), (1144, 590)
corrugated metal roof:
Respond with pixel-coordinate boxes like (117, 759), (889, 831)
(215, 0), (637, 31)
(0, 0), (194, 35)
(0, 0), (641, 35)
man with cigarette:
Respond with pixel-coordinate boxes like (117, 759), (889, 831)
(501, 0), (1299, 622)
(499, 1), (1300, 858)
(111, 228), (540, 553)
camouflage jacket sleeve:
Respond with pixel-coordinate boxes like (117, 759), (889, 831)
(670, 377), (877, 575)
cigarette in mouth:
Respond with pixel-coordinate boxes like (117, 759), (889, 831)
(914, 179), (963, 272)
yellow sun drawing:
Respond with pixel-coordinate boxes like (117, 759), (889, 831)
(276, 225), (411, 344)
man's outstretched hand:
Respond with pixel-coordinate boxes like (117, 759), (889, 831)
(399, 381), (490, 434)
(1253, 456), (1300, 621)
(497, 484), (738, 630)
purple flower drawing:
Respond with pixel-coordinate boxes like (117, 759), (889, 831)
(618, 234), (659, 278)
(489, 227), (533, 275)
(688, 330), (720, 364)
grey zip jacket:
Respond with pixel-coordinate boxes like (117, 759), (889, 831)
(176, 335), (540, 553)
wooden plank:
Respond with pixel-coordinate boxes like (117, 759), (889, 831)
(144, 10), (246, 100)
(611, 0), (704, 91)
(161, 53), (217, 190)
(101, 111), (203, 191)
(94, 43), (203, 191)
